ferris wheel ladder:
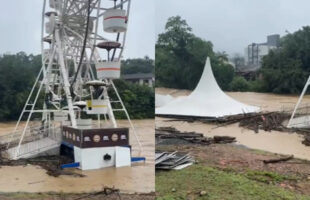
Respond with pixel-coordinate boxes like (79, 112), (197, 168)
(110, 80), (143, 154)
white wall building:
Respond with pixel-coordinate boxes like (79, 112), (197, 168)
(244, 34), (280, 70)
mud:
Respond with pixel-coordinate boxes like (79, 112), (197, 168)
(0, 192), (156, 200)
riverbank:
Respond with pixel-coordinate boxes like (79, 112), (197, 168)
(156, 144), (310, 199)
(155, 88), (310, 199)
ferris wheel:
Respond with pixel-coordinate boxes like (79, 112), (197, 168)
(6, 0), (142, 161)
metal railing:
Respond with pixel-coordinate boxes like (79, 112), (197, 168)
(1, 124), (62, 159)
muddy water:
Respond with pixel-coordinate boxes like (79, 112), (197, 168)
(156, 88), (310, 160)
(0, 120), (154, 194)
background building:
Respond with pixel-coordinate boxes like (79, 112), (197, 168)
(244, 34), (280, 70)
(121, 73), (154, 87)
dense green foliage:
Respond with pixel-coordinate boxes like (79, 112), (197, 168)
(259, 26), (310, 94)
(231, 76), (249, 92)
(156, 16), (234, 90)
(0, 52), (41, 121)
(111, 80), (154, 119)
(121, 56), (154, 75)
(0, 53), (154, 121)
(235, 26), (310, 94)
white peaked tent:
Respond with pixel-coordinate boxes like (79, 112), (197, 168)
(155, 94), (174, 107)
(156, 57), (260, 118)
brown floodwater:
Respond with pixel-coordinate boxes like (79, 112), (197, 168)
(156, 88), (310, 161)
(0, 120), (154, 194)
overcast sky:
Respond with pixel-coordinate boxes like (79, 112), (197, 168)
(0, 0), (155, 59)
(156, 0), (310, 57)
(1, 1), (309, 59)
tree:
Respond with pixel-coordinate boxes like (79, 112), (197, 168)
(260, 26), (310, 94)
(0, 52), (41, 121)
(156, 16), (234, 91)
(121, 56), (154, 75)
(231, 54), (245, 71)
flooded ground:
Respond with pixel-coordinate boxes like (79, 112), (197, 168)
(0, 119), (154, 194)
(156, 88), (310, 160)
(156, 87), (310, 112)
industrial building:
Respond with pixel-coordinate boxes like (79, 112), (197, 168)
(244, 34), (280, 70)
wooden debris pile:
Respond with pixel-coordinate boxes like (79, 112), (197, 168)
(164, 112), (292, 134)
(156, 151), (194, 170)
(73, 187), (121, 200)
(238, 112), (291, 133)
(156, 127), (236, 145)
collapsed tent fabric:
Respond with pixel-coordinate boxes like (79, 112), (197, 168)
(155, 94), (174, 107)
(156, 57), (260, 118)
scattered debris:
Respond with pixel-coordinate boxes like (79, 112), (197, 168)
(0, 155), (84, 177)
(156, 127), (236, 145)
(164, 112), (291, 133)
(263, 155), (294, 164)
(238, 112), (290, 133)
(156, 151), (195, 170)
(160, 112), (310, 147)
(73, 187), (121, 200)
(213, 136), (236, 144)
(199, 190), (207, 196)
(302, 135), (310, 146)
(28, 180), (45, 185)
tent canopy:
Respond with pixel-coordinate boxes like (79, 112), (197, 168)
(156, 57), (260, 118)
(155, 94), (174, 108)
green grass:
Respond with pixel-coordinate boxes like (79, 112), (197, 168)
(244, 170), (298, 184)
(156, 164), (310, 200)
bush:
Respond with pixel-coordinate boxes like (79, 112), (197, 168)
(231, 76), (249, 92)
(248, 79), (266, 92)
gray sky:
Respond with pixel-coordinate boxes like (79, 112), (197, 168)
(155, 0), (310, 56)
(0, 0), (155, 59)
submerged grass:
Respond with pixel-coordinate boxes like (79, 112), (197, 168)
(156, 164), (310, 200)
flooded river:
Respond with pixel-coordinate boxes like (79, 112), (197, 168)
(156, 88), (310, 161)
(0, 120), (155, 194)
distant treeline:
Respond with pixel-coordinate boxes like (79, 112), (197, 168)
(0, 53), (154, 121)
(156, 16), (234, 91)
(121, 56), (154, 75)
(156, 16), (310, 94)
